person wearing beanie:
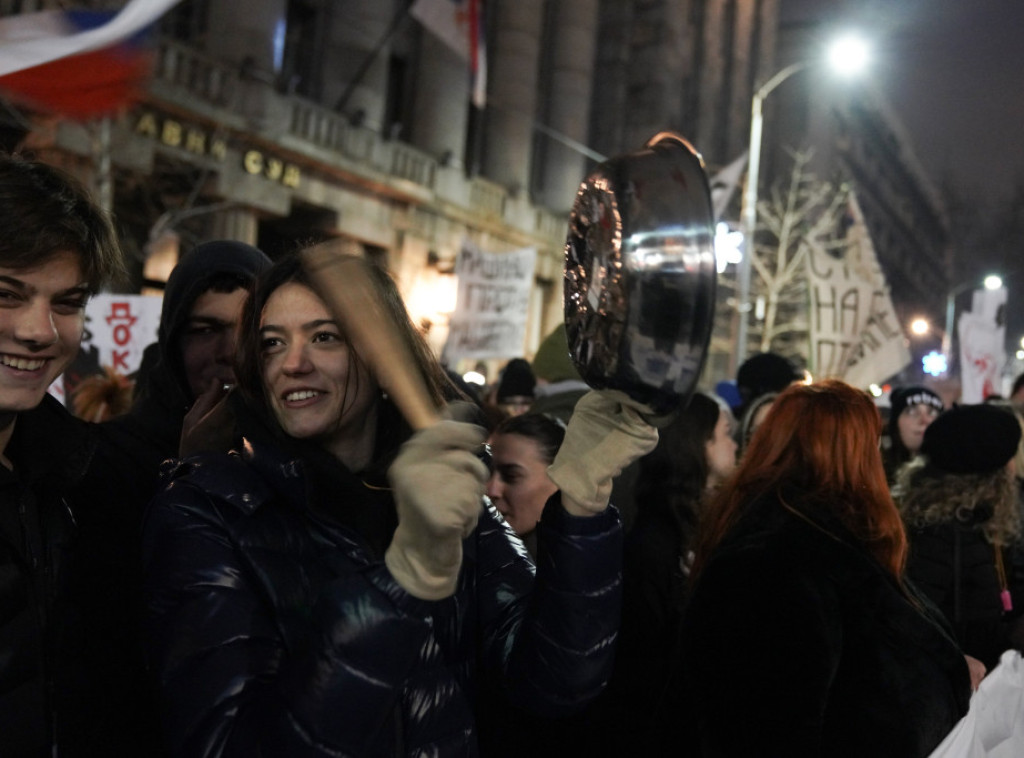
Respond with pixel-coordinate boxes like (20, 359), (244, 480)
(494, 358), (536, 417)
(733, 352), (802, 424)
(894, 404), (1024, 670)
(882, 385), (945, 483)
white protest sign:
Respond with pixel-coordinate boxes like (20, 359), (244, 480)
(959, 286), (1007, 403)
(806, 193), (910, 386)
(82, 293), (162, 375)
(442, 242), (536, 361)
(50, 293), (162, 406)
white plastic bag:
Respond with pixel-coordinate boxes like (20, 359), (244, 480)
(929, 650), (1024, 757)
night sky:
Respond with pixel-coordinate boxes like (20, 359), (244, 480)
(782, 0), (1024, 204)
(782, 0), (1024, 353)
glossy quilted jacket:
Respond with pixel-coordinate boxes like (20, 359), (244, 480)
(142, 438), (622, 757)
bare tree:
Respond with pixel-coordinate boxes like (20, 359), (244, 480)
(750, 149), (850, 362)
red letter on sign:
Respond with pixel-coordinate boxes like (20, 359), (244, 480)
(106, 302), (138, 346)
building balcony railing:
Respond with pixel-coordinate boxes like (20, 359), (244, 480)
(148, 38), (563, 247)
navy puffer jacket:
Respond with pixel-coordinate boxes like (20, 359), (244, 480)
(142, 436), (622, 757)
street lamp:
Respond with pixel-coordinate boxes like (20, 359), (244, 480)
(734, 33), (870, 369)
(909, 317), (930, 336)
(942, 273), (1003, 360)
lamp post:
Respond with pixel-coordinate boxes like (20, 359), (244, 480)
(734, 35), (870, 370)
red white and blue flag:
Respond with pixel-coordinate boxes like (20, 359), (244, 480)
(0, 0), (181, 119)
(410, 0), (487, 108)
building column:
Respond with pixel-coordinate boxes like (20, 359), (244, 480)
(535, 0), (600, 213)
(209, 208), (260, 246)
(588, 0), (632, 158)
(482, 0), (545, 194)
(322, 0), (397, 132)
(726, 0), (757, 163)
(410, 34), (469, 168)
(695, 0), (728, 159)
(206, 0), (286, 71)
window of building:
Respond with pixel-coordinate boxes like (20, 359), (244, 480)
(280, 0), (323, 99)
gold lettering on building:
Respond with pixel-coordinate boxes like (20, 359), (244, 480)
(134, 111), (299, 187)
(243, 150), (264, 175)
(210, 139), (227, 160)
(184, 130), (206, 154)
(243, 150), (301, 187)
(135, 112), (158, 138)
(161, 120), (183, 148)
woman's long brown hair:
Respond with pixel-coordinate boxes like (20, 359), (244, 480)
(690, 379), (908, 584)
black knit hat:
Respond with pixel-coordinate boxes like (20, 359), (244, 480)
(890, 385), (944, 421)
(736, 353), (801, 404)
(496, 358), (536, 403)
(920, 404), (1022, 475)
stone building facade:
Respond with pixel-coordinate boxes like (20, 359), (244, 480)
(3, 0), (780, 382)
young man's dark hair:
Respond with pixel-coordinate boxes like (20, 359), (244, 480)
(0, 152), (124, 290)
(0, 152), (126, 754)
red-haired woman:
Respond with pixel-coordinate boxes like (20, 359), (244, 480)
(676, 380), (975, 758)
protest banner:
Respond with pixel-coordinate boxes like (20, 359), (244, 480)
(442, 241), (536, 362)
(959, 286), (1007, 403)
(51, 293), (162, 404)
(806, 193), (910, 386)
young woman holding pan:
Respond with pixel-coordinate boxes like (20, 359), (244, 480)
(141, 252), (658, 757)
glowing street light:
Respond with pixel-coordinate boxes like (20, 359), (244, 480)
(735, 32), (871, 368)
(984, 274), (1004, 291)
(909, 318), (930, 336)
(828, 35), (870, 77)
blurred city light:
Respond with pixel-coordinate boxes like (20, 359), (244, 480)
(909, 318), (930, 336)
(828, 34), (870, 77)
(984, 274), (1004, 290)
(714, 222), (744, 273)
(922, 351), (947, 377)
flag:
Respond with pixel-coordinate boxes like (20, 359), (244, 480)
(0, 0), (181, 119)
(709, 151), (748, 222)
(410, 0), (487, 108)
(805, 191), (911, 386)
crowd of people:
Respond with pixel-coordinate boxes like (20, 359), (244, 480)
(4, 150), (1024, 757)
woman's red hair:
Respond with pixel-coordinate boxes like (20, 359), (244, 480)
(691, 379), (908, 583)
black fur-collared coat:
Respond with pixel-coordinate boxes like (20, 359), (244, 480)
(677, 494), (971, 758)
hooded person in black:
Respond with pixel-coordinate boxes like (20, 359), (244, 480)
(115, 240), (273, 467)
(64, 240), (271, 755)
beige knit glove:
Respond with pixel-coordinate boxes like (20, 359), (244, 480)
(547, 389), (659, 516)
(385, 420), (489, 600)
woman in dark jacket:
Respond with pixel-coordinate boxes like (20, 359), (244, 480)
(677, 380), (974, 758)
(895, 403), (1024, 671)
(605, 393), (736, 755)
(142, 253), (657, 757)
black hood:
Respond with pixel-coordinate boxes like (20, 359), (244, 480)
(156, 240), (271, 401)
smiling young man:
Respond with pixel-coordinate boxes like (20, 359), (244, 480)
(0, 153), (123, 754)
